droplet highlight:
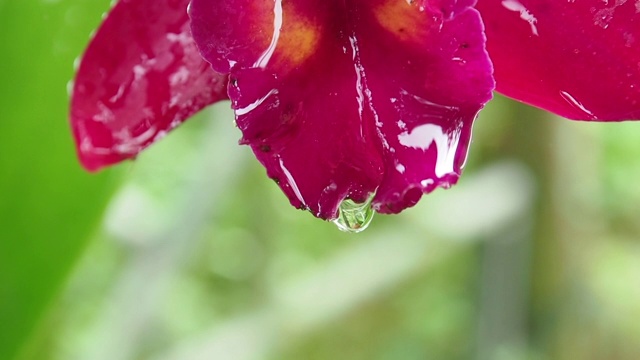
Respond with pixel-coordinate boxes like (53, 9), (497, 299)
(333, 196), (375, 233)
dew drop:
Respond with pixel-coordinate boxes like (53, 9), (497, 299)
(333, 196), (375, 233)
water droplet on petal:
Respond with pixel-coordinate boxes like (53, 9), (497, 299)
(333, 196), (375, 233)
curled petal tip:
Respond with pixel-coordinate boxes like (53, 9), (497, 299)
(71, 0), (228, 171)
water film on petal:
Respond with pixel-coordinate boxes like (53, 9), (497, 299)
(71, 0), (228, 171)
(478, 0), (640, 121)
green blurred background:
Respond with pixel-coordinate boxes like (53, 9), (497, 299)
(3, 1), (640, 359)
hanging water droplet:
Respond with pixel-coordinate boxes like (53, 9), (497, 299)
(333, 196), (375, 233)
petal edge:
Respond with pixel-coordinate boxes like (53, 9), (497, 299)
(71, 0), (228, 171)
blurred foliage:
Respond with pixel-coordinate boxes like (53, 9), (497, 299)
(0, 1), (115, 359)
(3, 1), (640, 360)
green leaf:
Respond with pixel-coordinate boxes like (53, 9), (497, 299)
(0, 1), (115, 358)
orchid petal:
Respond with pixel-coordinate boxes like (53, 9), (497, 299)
(190, 0), (494, 218)
(71, 0), (228, 171)
(477, 0), (640, 121)
(369, 5), (494, 213)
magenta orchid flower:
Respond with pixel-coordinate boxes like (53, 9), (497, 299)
(71, 0), (640, 230)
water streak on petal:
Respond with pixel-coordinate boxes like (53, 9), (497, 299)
(501, 0), (539, 36)
(254, 0), (283, 68)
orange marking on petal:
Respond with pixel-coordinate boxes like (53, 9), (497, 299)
(275, 3), (322, 68)
(248, 1), (321, 70)
(374, 0), (429, 42)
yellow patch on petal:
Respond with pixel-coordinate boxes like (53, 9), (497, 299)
(278, 8), (321, 67)
(250, 0), (321, 69)
(263, 2), (321, 69)
(374, 0), (429, 42)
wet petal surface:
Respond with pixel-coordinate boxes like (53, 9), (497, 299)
(477, 0), (640, 121)
(190, 0), (494, 218)
(71, 0), (228, 171)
